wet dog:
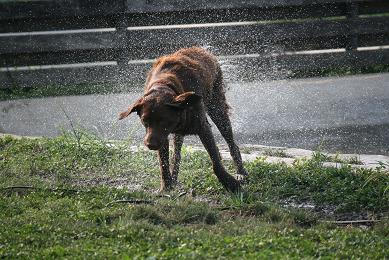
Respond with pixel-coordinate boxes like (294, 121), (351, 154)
(119, 47), (247, 192)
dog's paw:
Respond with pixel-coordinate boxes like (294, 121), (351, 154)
(234, 174), (249, 185)
(238, 168), (249, 177)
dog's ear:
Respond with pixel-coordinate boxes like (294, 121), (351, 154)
(168, 92), (202, 109)
(118, 98), (143, 120)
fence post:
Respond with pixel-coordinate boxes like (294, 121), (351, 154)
(346, 3), (359, 51)
(116, 0), (129, 83)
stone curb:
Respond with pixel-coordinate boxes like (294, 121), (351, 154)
(189, 144), (389, 170)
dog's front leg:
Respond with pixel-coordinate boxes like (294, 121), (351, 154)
(170, 134), (184, 183)
(198, 123), (241, 193)
(157, 139), (173, 192)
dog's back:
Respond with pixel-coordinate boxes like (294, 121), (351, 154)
(144, 47), (224, 105)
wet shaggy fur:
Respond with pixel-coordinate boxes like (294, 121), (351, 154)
(119, 47), (247, 192)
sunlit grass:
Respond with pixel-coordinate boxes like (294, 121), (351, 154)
(1, 132), (388, 258)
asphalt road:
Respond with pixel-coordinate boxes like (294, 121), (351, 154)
(1, 73), (388, 154)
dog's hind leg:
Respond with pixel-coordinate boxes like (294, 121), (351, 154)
(158, 139), (174, 191)
(208, 107), (248, 178)
(198, 121), (241, 193)
(170, 134), (184, 183)
(208, 74), (248, 178)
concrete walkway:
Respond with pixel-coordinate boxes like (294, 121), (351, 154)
(1, 73), (388, 154)
(218, 144), (389, 170)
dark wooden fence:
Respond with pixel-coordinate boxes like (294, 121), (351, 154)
(1, 0), (389, 88)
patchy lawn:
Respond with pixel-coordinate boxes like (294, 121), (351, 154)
(0, 132), (388, 258)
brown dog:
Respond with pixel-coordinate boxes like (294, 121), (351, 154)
(119, 47), (247, 192)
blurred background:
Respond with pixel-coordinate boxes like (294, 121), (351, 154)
(0, 0), (388, 154)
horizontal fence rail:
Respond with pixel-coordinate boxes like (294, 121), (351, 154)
(2, 49), (388, 87)
(0, 0), (389, 88)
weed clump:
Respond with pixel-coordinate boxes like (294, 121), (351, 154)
(125, 200), (219, 226)
(263, 149), (289, 158)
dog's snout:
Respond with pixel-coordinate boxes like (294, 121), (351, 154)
(145, 142), (160, 150)
(144, 138), (161, 150)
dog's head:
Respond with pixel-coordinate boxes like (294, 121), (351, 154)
(119, 88), (201, 150)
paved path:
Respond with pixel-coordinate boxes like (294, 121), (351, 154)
(196, 144), (389, 170)
(1, 73), (388, 154)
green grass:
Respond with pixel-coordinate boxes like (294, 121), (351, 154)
(0, 82), (136, 101)
(263, 148), (289, 158)
(292, 64), (389, 79)
(1, 132), (389, 258)
(245, 157), (388, 213)
(312, 150), (364, 165)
